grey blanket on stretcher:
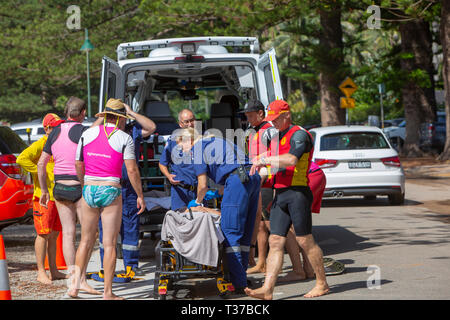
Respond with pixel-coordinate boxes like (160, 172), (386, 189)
(161, 210), (221, 267)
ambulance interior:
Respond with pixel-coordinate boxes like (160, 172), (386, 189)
(125, 62), (259, 232)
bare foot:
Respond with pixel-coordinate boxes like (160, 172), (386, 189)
(104, 293), (125, 300)
(67, 288), (79, 298)
(80, 282), (102, 295)
(50, 271), (69, 280)
(278, 271), (306, 283)
(303, 284), (330, 298)
(247, 264), (266, 274)
(244, 287), (273, 300)
(37, 272), (52, 285)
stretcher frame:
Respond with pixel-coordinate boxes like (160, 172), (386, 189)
(153, 203), (234, 300)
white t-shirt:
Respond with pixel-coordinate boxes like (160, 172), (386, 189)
(76, 123), (135, 183)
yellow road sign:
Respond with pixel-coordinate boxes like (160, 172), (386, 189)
(340, 97), (355, 109)
(339, 77), (358, 98)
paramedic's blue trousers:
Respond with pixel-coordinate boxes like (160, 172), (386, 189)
(220, 172), (261, 289)
(99, 184), (140, 269)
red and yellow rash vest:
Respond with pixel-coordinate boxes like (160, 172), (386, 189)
(248, 121), (274, 188)
(248, 122), (272, 161)
(272, 125), (314, 189)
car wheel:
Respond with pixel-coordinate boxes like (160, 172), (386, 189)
(388, 192), (405, 205)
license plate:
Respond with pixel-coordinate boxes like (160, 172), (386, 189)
(348, 161), (371, 169)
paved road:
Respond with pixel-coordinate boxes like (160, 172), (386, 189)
(70, 178), (450, 300)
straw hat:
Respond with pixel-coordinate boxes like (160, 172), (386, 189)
(95, 98), (134, 119)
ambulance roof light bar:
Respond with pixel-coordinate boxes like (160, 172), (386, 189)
(117, 36), (259, 60)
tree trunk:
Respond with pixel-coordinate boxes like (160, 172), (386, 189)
(438, 0), (450, 160)
(318, 3), (345, 126)
(399, 19), (437, 157)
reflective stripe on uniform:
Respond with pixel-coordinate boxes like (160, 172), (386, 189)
(225, 246), (250, 254)
(0, 260), (10, 291)
(121, 244), (139, 252)
(99, 242), (139, 252)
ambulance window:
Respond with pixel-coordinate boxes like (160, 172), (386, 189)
(235, 66), (254, 88)
(107, 73), (116, 100)
(263, 64), (275, 103)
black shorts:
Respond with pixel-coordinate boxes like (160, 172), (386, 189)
(53, 183), (82, 203)
(269, 187), (313, 237)
(261, 188), (274, 221)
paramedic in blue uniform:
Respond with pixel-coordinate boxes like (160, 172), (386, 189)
(159, 109), (201, 210)
(176, 127), (261, 293)
(97, 103), (156, 278)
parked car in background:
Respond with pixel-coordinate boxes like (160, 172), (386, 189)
(383, 118), (404, 128)
(420, 111), (446, 153)
(382, 120), (405, 151)
(11, 117), (97, 145)
(10, 119), (44, 144)
(310, 126), (405, 205)
(0, 126), (33, 231)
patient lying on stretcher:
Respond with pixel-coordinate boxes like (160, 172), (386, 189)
(180, 205), (221, 215)
(161, 203), (223, 267)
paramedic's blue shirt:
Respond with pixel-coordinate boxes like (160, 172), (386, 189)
(160, 137), (198, 186)
(192, 137), (250, 185)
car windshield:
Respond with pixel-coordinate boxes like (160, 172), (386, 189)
(0, 127), (28, 154)
(320, 132), (390, 151)
(13, 129), (28, 135)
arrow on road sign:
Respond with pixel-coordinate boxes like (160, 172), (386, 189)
(340, 97), (355, 109)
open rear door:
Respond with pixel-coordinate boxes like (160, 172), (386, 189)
(257, 48), (283, 107)
(98, 56), (124, 113)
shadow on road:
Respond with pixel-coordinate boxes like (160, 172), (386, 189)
(322, 197), (422, 208)
(281, 280), (393, 299)
(312, 225), (379, 256)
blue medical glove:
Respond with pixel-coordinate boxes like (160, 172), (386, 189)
(187, 199), (200, 209)
(204, 190), (221, 201)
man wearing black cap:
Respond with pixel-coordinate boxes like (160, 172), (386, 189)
(240, 100), (276, 272)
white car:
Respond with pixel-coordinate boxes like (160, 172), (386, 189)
(10, 117), (97, 145)
(310, 126), (405, 205)
(10, 119), (45, 144)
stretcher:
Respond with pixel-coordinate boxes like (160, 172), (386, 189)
(153, 207), (234, 300)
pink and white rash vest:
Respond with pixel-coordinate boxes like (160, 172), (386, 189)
(82, 125), (124, 180)
(51, 122), (79, 179)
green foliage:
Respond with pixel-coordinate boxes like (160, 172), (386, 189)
(0, 92), (53, 123)
(0, 0), (442, 129)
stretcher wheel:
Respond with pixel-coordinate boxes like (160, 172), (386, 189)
(216, 277), (234, 298)
(153, 272), (160, 297)
(157, 276), (170, 300)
